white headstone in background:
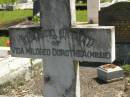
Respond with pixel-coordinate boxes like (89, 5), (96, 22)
(14, 0), (33, 9)
(70, 0), (76, 26)
(87, 0), (100, 24)
(112, 0), (128, 4)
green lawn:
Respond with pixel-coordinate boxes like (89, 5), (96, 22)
(0, 9), (87, 24)
(76, 10), (87, 22)
(0, 10), (87, 47)
(0, 10), (33, 26)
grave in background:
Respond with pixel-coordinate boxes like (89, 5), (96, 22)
(99, 2), (130, 43)
(87, 0), (100, 24)
(0, 47), (42, 85)
(99, 2), (130, 63)
(14, 0), (33, 10)
(97, 64), (124, 82)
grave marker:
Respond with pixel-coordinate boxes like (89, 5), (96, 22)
(87, 0), (100, 24)
(9, 0), (115, 97)
(99, 2), (130, 63)
(99, 2), (130, 43)
(70, 0), (76, 25)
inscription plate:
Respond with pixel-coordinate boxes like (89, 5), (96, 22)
(9, 25), (115, 63)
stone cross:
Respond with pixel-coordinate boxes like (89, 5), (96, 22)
(70, 0), (76, 25)
(9, 0), (115, 97)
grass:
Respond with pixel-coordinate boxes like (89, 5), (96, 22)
(33, 10), (88, 22)
(122, 64), (130, 73)
(0, 10), (87, 46)
(122, 64), (130, 83)
(76, 10), (87, 22)
(0, 10), (33, 26)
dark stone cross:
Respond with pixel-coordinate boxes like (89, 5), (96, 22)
(9, 0), (115, 97)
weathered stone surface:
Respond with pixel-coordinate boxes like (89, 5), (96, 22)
(0, 47), (10, 57)
(40, 0), (71, 29)
(9, 25), (115, 63)
(116, 43), (130, 63)
(97, 65), (124, 82)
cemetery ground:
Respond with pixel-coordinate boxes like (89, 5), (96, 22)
(0, 63), (130, 97)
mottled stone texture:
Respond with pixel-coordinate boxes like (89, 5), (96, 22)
(40, 0), (71, 29)
(97, 66), (124, 82)
(116, 43), (130, 64)
(99, 2), (130, 43)
(40, 1), (78, 97)
(9, 26), (115, 63)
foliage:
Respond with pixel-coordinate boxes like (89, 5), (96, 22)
(33, 15), (40, 24)
(122, 64), (130, 73)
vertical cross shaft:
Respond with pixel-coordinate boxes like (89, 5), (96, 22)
(40, 0), (80, 97)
